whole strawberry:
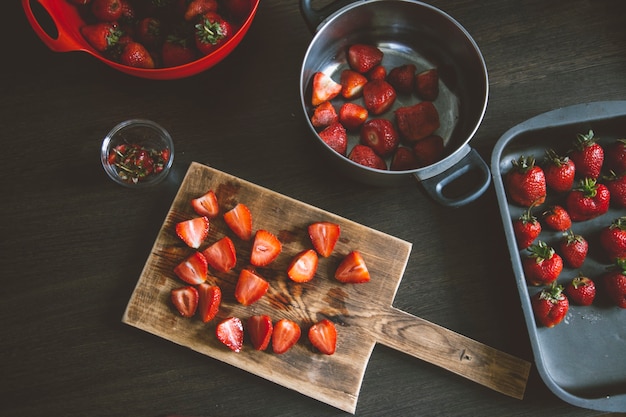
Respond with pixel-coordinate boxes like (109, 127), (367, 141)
(194, 12), (233, 55)
(604, 171), (626, 208)
(565, 178), (610, 221)
(558, 229), (588, 268)
(605, 138), (626, 174)
(523, 241), (563, 286)
(513, 206), (541, 249)
(505, 155), (547, 207)
(531, 283), (569, 327)
(569, 130), (604, 179)
(599, 217), (626, 261)
(120, 42), (155, 68)
(543, 149), (575, 192)
(542, 205), (571, 231)
(565, 275), (596, 306)
(602, 258), (626, 308)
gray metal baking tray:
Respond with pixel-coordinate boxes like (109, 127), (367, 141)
(491, 101), (626, 412)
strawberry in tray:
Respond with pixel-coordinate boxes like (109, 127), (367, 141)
(531, 283), (569, 328)
(602, 258), (626, 308)
(565, 178), (610, 221)
(565, 275), (596, 306)
(599, 217), (626, 261)
(542, 205), (571, 232)
(605, 138), (626, 174)
(513, 206), (542, 250)
(543, 148), (575, 193)
(604, 170), (626, 208)
(395, 102), (440, 142)
(569, 130), (604, 179)
(558, 230), (588, 269)
(522, 241), (563, 286)
(504, 155), (546, 207)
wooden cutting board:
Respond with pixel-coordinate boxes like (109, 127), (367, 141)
(122, 162), (530, 413)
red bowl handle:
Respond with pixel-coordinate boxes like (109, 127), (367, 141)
(22, 0), (86, 53)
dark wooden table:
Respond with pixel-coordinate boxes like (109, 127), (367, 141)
(2, 1), (625, 416)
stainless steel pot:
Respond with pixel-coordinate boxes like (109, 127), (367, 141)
(299, 0), (490, 207)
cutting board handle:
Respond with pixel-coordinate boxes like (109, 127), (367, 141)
(373, 307), (530, 399)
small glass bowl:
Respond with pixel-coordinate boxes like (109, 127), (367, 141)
(101, 119), (174, 187)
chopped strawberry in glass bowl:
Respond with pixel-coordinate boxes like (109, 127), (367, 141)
(101, 119), (174, 187)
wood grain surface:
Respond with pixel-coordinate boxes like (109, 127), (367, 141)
(123, 163), (529, 412)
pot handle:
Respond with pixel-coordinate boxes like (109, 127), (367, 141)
(22, 0), (85, 53)
(300, 0), (359, 33)
(418, 148), (491, 208)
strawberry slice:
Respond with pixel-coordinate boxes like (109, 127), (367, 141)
(171, 286), (199, 318)
(395, 102), (440, 142)
(387, 64), (416, 95)
(191, 190), (219, 218)
(362, 79), (397, 115)
(340, 69), (368, 99)
(310, 101), (338, 128)
(235, 269), (269, 305)
(175, 216), (210, 248)
(173, 251), (208, 285)
(319, 122), (348, 156)
(216, 317), (244, 352)
(197, 283), (221, 323)
(308, 319), (337, 355)
(250, 229), (282, 266)
(347, 44), (383, 74)
(415, 68), (439, 101)
(311, 72), (342, 106)
(339, 103), (368, 131)
(202, 236), (237, 273)
(272, 319), (301, 354)
(335, 250), (370, 283)
(247, 314), (273, 351)
(224, 203), (252, 241)
(287, 249), (319, 283)
(308, 221), (340, 257)
(390, 146), (419, 171)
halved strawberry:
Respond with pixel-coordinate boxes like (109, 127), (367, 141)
(224, 203), (252, 241)
(202, 236), (237, 273)
(362, 79), (397, 115)
(339, 103), (368, 131)
(347, 44), (383, 74)
(191, 190), (219, 218)
(216, 317), (244, 352)
(348, 144), (387, 170)
(335, 250), (370, 283)
(250, 229), (282, 266)
(272, 319), (301, 354)
(174, 251), (208, 285)
(311, 72), (342, 106)
(395, 102), (440, 142)
(415, 68), (439, 101)
(310, 101), (338, 128)
(390, 146), (419, 171)
(287, 249), (319, 283)
(340, 69), (368, 99)
(171, 286), (199, 318)
(247, 314), (273, 351)
(308, 221), (340, 257)
(308, 319), (337, 355)
(175, 216), (210, 248)
(413, 135), (444, 167)
(368, 65), (386, 81)
(197, 283), (221, 323)
(319, 122), (348, 156)
(387, 64), (416, 95)
(360, 118), (400, 157)
(235, 269), (269, 305)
